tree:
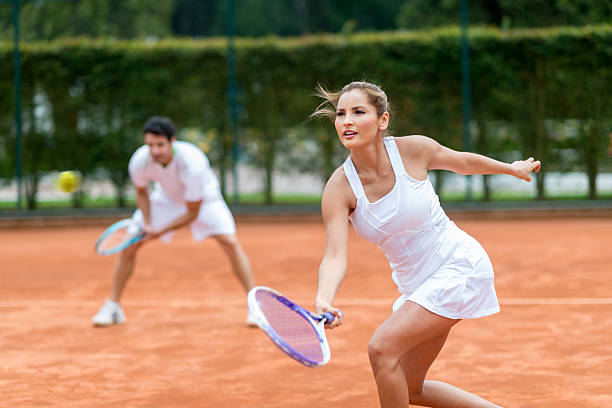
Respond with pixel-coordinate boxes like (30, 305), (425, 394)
(397, 0), (611, 30)
(171, 0), (224, 37)
(0, 0), (174, 41)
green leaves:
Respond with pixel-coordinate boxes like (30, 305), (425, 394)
(1, 25), (611, 206)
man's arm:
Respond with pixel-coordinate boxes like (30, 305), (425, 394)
(144, 200), (202, 240)
(135, 186), (152, 227)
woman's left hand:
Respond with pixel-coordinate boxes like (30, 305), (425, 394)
(511, 157), (541, 182)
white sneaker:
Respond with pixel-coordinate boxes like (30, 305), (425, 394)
(246, 311), (259, 328)
(92, 299), (126, 326)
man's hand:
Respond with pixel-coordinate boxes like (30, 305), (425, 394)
(142, 225), (162, 242)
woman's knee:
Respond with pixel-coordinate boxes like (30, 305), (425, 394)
(367, 336), (399, 373)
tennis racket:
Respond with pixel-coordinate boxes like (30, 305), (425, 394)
(95, 218), (144, 256)
(247, 286), (340, 368)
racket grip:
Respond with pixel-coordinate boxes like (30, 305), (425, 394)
(322, 312), (336, 324)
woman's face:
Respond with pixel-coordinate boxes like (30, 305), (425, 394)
(334, 89), (388, 149)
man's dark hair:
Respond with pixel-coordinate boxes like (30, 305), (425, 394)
(142, 116), (176, 140)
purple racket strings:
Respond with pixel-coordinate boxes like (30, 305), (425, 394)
(255, 290), (324, 363)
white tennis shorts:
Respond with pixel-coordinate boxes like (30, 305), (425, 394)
(132, 191), (236, 243)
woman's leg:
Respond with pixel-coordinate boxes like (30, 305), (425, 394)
(368, 300), (459, 408)
(401, 331), (501, 407)
(369, 300), (500, 407)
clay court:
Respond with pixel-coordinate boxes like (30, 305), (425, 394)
(1, 215), (611, 407)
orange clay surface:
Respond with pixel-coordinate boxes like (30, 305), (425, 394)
(1, 217), (611, 407)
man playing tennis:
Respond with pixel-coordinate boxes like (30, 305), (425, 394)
(92, 116), (256, 327)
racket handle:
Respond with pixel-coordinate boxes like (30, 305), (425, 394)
(322, 312), (336, 324)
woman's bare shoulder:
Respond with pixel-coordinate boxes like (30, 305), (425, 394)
(393, 134), (435, 146)
(324, 165), (350, 193)
(322, 165), (354, 215)
(392, 135), (438, 158)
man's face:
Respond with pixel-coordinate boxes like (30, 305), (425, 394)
(144, 132), (174, 165)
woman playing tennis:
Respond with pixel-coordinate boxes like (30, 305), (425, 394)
(313, 81), (540, 408)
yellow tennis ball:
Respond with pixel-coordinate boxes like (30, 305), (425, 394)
(58, 171), (78, 193)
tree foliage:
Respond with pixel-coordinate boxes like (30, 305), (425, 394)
(2, 0), (610, 42)
(0, 0), (174, 41)
(397, 0), (611, 30)
(1, 26), (611, 207)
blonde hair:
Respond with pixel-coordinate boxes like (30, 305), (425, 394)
(310, 81), (391, 121)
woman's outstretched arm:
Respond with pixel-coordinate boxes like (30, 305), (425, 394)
(315, 169), (353, 328)
(400, 135), (541, 181)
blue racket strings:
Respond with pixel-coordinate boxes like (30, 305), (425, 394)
(98, 228), (131, 253)
(256, 291), (324, 364)
(97, 221), (140, 254)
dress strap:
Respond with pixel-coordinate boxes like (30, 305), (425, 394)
(384, 137), (407, 177)
(342, 156), (366, 199)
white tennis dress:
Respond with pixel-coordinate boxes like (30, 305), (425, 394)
(343, 137), (500, 319)
(128, 140), (236, 243)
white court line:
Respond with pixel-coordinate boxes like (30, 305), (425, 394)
(1, 298), (612, 308)
(501, 298), (612, 305)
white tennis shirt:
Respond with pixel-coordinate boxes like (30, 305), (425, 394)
(128, 140), (222, 204)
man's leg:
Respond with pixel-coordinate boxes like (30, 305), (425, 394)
(92, 242), (142, 326)
(213, 234), (255, 292)
(110, 242), (142, 302)
(213, 234), (257, 326)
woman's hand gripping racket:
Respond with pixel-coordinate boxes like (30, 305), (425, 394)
(95, 218), (145, 256)
(247, 286), (341, 368)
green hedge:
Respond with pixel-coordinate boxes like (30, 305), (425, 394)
(1, 25), (611, 208)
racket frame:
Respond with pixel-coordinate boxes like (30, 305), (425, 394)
(248, 286), (334, 368)
(94, 218), (144, 256)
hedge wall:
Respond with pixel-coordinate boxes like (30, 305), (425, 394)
(1, 25), (611, 208)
